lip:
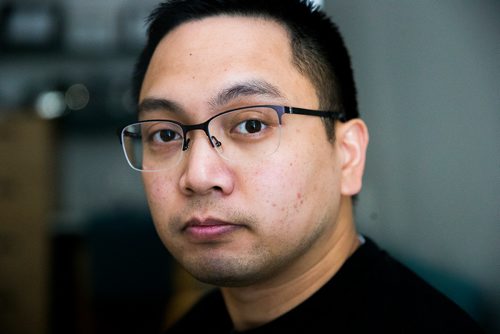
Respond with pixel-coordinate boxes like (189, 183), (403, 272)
(182, 217), (242, 242)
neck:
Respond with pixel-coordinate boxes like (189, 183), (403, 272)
(221, 196), (360, 331)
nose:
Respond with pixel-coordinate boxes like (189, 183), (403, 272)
(178, 132), (235, 196)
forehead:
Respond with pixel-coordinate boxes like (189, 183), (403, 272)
(152, 15), (291, 66)
(140, 15), (317, 112)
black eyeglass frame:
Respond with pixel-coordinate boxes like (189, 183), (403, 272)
(117, 105), (347, 172)
(118, 104), (346, 150)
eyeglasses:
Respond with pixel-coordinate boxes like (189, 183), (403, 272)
(118, 105), (346, 172)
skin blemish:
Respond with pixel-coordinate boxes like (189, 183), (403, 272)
(296, 193), (304, 209)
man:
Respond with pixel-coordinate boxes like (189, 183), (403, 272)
(118, 0), (484, 332)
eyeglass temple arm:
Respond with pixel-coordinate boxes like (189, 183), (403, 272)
(286, 106), (347, 122)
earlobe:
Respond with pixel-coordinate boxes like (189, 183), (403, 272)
(338, 119), (369, 196)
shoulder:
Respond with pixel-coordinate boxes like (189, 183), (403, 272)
(326, 237), (485, 332)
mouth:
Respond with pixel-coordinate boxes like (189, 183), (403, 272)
(182, 217), (243, 242)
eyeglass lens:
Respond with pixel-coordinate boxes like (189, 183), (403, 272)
(121, 106), (282, 171)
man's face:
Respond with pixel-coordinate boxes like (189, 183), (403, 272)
(140, 16), (345, 286)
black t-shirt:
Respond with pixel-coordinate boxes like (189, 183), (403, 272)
(165, 237), (484, 333)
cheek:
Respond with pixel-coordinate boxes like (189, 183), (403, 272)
(142, 174), (181, 247)
(255, 142), (339, 225)
(142, 174), (174, 213)
(246, 157), (310, 221)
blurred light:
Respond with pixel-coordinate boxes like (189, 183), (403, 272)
(4, 4), (60, 47)
(65, 84), (90, 110)
(35, 91), (66, 119)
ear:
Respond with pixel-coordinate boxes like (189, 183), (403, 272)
(336, 119), (369, 196)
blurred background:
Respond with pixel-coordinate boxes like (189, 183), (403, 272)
(0, 0), (498, 333)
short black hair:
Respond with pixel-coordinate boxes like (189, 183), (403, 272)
(132, 0), (359, 131)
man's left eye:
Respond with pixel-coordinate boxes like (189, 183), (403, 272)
(235, 119), (266, 134)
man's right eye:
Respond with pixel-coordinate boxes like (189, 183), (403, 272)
(151, 129), (182, 143)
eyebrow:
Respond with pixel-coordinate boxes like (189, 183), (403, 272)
(137, 98), (183, 114)
(209, 80), (284, 108)
(137, 80), (284, 115)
